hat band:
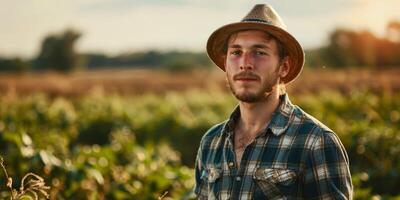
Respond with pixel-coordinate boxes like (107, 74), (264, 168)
(241, 18), (272, 25)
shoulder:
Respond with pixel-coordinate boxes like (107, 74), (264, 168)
(199, 121), (227, 146)
(292, 106), (344, 150)
(196, 121), (227, 164)
(293, 105), (332, 131)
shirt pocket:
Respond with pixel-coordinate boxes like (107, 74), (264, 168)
(201, 166), (222, 200)
(253, 167), (298, 200)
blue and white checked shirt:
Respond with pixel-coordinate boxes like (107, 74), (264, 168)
(194, 94), (353, 199)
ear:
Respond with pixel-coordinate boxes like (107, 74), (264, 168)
(279, 57), (290, 78)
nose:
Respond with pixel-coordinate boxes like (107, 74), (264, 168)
(239, 52), (254, 71)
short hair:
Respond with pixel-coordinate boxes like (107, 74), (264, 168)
(222, 30), (287, 60)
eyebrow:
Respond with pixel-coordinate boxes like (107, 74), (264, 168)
(228, 44), (242, 49)
(228, 44), (271, 50)
(253, 44), (271, 50)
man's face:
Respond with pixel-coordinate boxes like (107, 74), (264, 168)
(225, 30), (285, 103)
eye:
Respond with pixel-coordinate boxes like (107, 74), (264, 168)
(230, 50), (242, 56)
(255, 51), (268, 56)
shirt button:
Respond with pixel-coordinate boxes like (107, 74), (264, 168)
(235, 176), (241, 182)
(228, 162), (234, 167)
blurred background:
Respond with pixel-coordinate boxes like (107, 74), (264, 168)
(0, 0), (399, 199)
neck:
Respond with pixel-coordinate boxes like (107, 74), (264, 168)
(237, 91), (282, 137)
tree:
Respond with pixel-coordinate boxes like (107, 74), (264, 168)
(0, 57), (30, 72)
(386, 21), (400, 43)
(325, 29), (359, 67)
(35, 29), (82, 72)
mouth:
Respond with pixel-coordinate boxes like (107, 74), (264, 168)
(232, 71), (260, 84)
(234, 74), (260, 82)
(235, 78), (258, 82)
(233, 71), (260, 82)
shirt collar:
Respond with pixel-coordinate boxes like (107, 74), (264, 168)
(268, 93), (295, 136)
(222, 93), (295, 137)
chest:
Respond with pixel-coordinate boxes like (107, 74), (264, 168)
(233, 131), (258, 166)
(202, 133), (309, 199)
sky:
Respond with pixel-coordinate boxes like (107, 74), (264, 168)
(1, 0), (400, 58)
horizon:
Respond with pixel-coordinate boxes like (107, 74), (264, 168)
(1, 0), (399, 58)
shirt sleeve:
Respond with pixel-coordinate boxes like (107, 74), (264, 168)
(303, 131), (353, 199)
(193, 138), (208, 199)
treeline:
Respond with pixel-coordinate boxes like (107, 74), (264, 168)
(306, 21), (400, 68)
(84, 51), (212, 71)
(0, 50), (212, 73)
(0, 29), (212, 73)
(1, 21), (400, 73)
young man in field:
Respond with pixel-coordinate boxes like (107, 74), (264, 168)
(194, 4), (353, 199)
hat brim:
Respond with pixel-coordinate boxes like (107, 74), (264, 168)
(207, 22), (305, 84)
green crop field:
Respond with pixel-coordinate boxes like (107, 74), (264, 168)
(0, 70), (399, 199)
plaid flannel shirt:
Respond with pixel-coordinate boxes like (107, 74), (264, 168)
(194, 94), (353, 200)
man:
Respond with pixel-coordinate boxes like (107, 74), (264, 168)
(194, 4), (353, 200)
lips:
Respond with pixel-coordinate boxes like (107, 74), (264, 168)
(236, 78), (257, 81)
(233, 72), (260, 82)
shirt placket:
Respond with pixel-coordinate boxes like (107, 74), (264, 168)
(226, 132), (253, 200)
(225, 130), (270, 200)
(220, 131), (238, 200)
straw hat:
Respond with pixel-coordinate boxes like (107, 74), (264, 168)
(206, 4), (304, 84)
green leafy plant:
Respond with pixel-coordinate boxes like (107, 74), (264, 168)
(0, 90), (399, 199)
